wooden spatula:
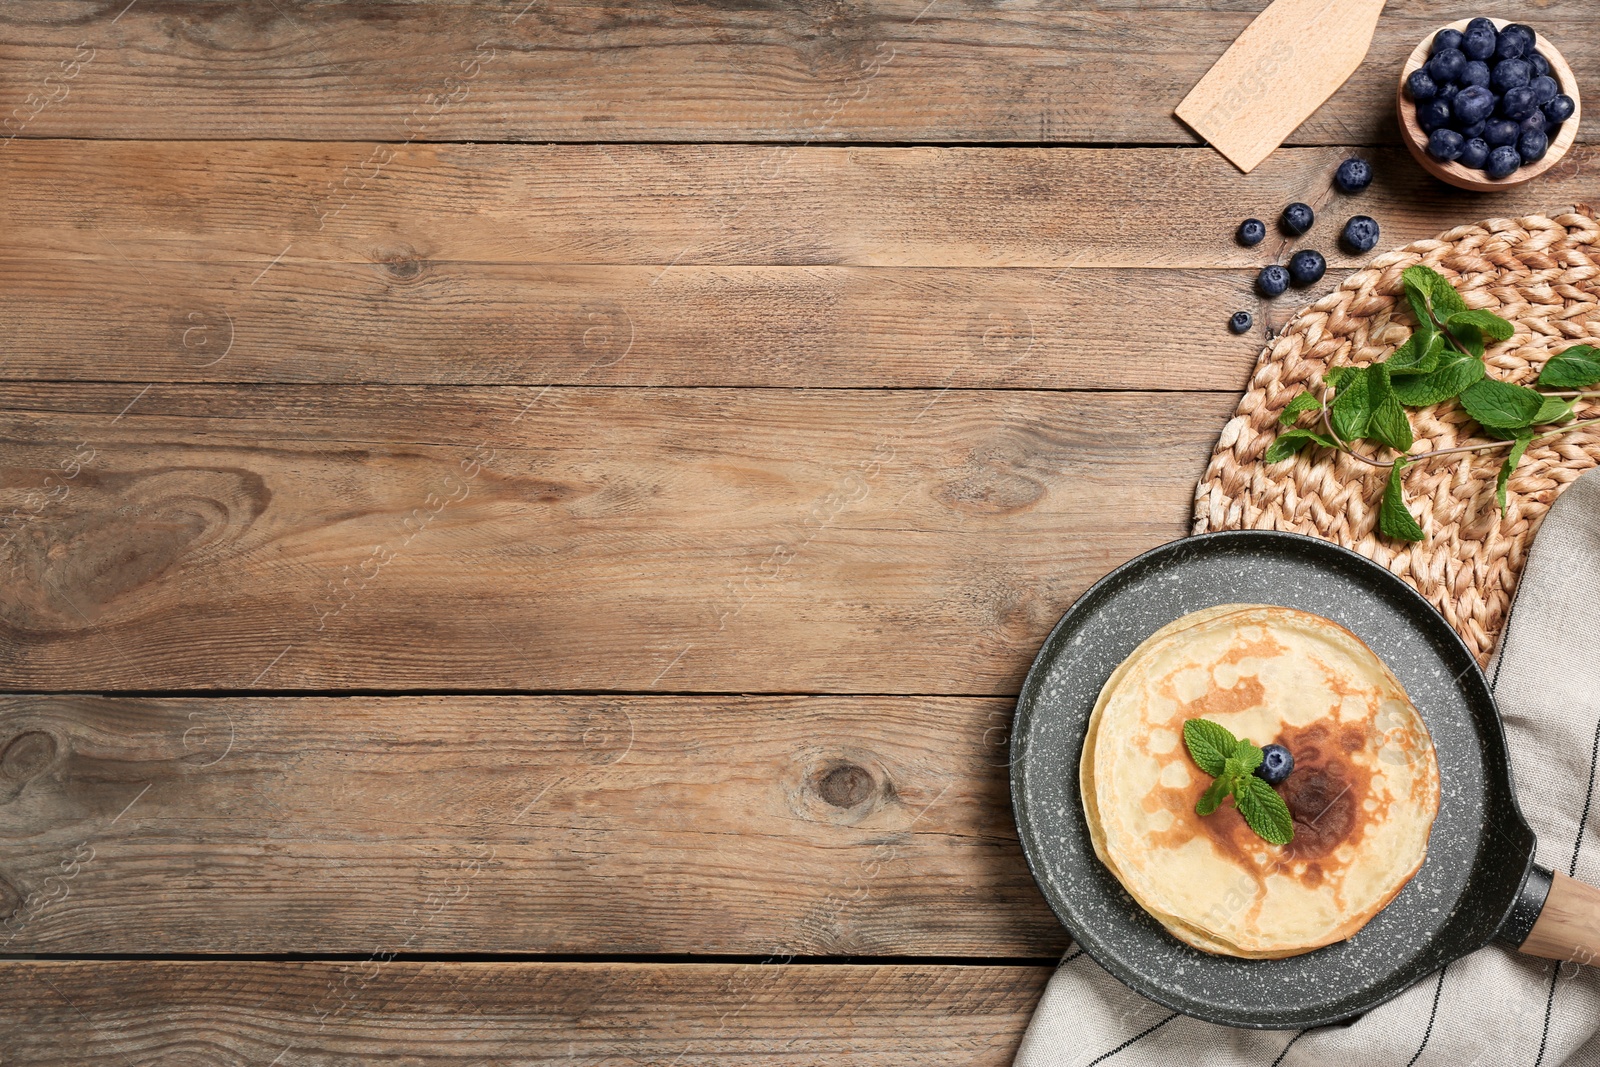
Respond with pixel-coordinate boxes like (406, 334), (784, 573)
(1176, 0), (1386, 173)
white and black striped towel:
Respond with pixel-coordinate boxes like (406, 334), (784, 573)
(1016, 466), (1600, 1067)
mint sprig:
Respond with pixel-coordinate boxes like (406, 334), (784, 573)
(1268, 265), (1600, 537)
(1181, 718), (1293, 845)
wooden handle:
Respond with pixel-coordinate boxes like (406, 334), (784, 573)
(1519, 873), (1600, 967)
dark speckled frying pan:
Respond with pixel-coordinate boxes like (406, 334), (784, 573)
(1011, 530), (1600, 1030)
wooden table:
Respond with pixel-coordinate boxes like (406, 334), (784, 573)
(0, 2), (1593, 1061)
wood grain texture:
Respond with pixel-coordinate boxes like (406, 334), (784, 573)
(0, 0), (1594, 144)
(0, 693), (1067, 955)
(6, 141), (1594, 272)
(0, 961), (1052, 1064)
(0, 383), (1231, 692)
(0, 259), (1296, 388)
(1520, 873), (1600, 966)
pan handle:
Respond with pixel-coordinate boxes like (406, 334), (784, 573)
(1511, 865), (1600, 968)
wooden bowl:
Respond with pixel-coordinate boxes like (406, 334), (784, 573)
(1397, 18), (1580, 191)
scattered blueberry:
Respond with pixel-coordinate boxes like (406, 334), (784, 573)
(1256, 744), (1295, 786)
(1485, 144), (1522, 180)
(1257, 264), (1290, 298)
(1459, 60), (1491, 89)
(1229, 311), (1253, 334)
(1428, 46), (1467, 85)
(1454, 84), (1496, 125)
(1529, 52), (1551, 79)
(1427, 127), (1466, 162)
(1341, 215), (1380, 254)
(1492, 57), (1532, 93)
(1236, 218), (1267, 247)
(1544, 94), (1575, 124)
(1485, 118), (1520, 147)
(1462, 18), (1497, 61)
(1500, 85), (1540, 121)
(1459, 138), (1490, 170)
(1280, 202), (1315, 235)
(1417, 99), (1452, 133)
(1518, 127), (1549, 164)
(1334, 158), (1373, 194)
(1529, 75), (1559, 106)
(1288, 249), (1327, 287)
(1406, 68), (1439, 102)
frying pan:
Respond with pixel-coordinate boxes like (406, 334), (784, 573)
(1010, 530), (1600, 1029)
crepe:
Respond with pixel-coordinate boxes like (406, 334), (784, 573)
(1080, 605), (1440, 958)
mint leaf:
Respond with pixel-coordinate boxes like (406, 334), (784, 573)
(1196, 775), (1231, 817)
(1386, 331), (1442, 377)
(1278, 391), (1322, 427)
(1369, 393), (1415, 453)
(1234, 775), (1295, 845)
(1538, 345), (1600, 390)
(1449, 321), (1486, 359)
(1391, 354), (1485, 407)
(1265, 427), (1338, 464)
(1403, 264), (1468, 320)
(1401, 268), (1434, 328)
(1459, 378), (1546, 430)
(1183, 718), (1236, 778)
(1323, 366), (1353, 389)
(1448, 308), (1515, 342)
(1222, 755), (1249, 782)
(1379, 458), (1426, 542)
(1533, 396), (1575, 425)
(1231, 738), (1263, 773)
(1330, 368), (1374, 441)
(1497, 435), (1534, 515)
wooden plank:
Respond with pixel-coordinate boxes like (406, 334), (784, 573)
(0, 961), (1051, 1065)
(0, 693), (1067, 955)
(0, 384), (1230, 692)
(0, 0), (1593, 144)
(0, 260), (1288, 389)
(5, 141), (1592, 270)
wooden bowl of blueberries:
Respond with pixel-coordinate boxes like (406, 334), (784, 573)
(1398, 17), (1579, 191)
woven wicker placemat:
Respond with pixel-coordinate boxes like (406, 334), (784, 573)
(1194, 209), (1600, 663)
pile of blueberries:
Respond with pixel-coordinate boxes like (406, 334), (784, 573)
(1408, 18), (1575, 180)
(1227, 159), (1378, 334)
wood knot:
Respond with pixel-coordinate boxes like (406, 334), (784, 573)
(814, 761), (875, 809)
(377, 248), (426, 280)
(1, 731), (58, 783)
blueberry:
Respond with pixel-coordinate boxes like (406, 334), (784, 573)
(1280, 202), (1314, 236)
(1529, 75), (1559, 106)
(1427, 127), (1466, 162)
(1459, 137), (1490, 170)
(1459, 60), (1491, 89)
(1334, 158), (1372, 194)
(1462, 18), (1498, 61)
(1518, 128), (1549, 164)
(1432, 28), (1463, 55)
(1495, 25), (1530, 61)
(1544, 94), (1576, 124)
(1485, 118), (1520, 147)
(1521, 110), (1546, 136)
(1406, 68), (1439, 102)
(1437, 81), (1461, 104)
(1503, 24), (1537, 55)
(1492, 58), (1532, 93)
(1288, 249), (1326, 287)
(1485, 144), (1522, 180)
(1257, 264), (1290, 298)
(1256, 744), (1295, 786)
(1236, 217), (1266, 247)
(1500, 85), (1539, 121)
(1459, 119), (1487, 140)
(1341, 215), (1380, 254)
(1529, 51), (1551, 79)
(1229, 310), (1253, 334)
(1427, 47), (1467, 85)
(1417, 99), (1452, 133)
(1453, 84), (1496, 125)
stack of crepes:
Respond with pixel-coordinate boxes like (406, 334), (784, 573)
(1080, 605), (1441, 958)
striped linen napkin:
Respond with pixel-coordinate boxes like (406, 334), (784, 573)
(1015, 467), (1600, 1067)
